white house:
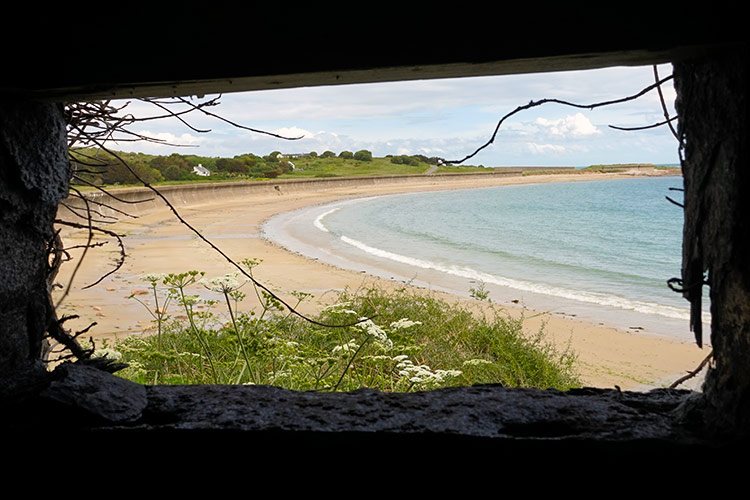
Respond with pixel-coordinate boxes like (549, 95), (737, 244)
(193, 163), (210, 176)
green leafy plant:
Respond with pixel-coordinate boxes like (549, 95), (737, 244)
(107, 262), (580, 391)
(469, 281), (491, 302)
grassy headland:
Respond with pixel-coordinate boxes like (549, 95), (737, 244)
(70, 147), (677, 191)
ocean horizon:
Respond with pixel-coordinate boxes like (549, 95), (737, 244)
(263, 175), (708, 343)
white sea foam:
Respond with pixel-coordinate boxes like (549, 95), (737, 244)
(338, 234), (693, 321)
(265, 178), (709, 340)
(313, 207), (340, 233)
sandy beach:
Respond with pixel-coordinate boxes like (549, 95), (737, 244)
(53, 170), (710, 391)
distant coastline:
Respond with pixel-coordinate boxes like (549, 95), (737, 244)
(66, 165), (681, 219)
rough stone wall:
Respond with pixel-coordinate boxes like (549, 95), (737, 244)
(674, 46), (750, 434)
(1, 48), (749, 445)
(0, 100), (70, 377)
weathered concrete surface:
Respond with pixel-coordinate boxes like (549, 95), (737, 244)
(3, 363), (737, 466)
(0, 101), (70, 377)
(674, 47), (750, 434)
(137, 383), (689, 441)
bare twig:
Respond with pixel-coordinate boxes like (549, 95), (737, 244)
(653, 65), (680, 142)
(669, 350), (713, 389)
(59, 202), (118, 225)
(67, 190), (139, 219)
(609, 116), (678, 132)
(71, 174), (155, 204)
(176, 95), (305, 140)
(65, 105), (368, 329)
(447, 74), (675, 164)
(54, 218), (128, 290)
(96, 141), (367, 328)
(54, 186), (94, 309)
(52, 94), (368, 365)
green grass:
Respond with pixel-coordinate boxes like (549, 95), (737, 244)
(91, 264), (581, 392)
(278, 157), (429, 178)
(434, 165), (495, 173)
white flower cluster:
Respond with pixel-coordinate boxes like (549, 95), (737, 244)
(389, 318), (422, 330)
(269, 368), (293, 382)
(332, 339), (360, 356)
(362, 355), (392, 362)
(200, 273), (242, 293)
(395, 357), (462, 388)
(92, 347), (122, 361)
(140, 273), (166, 284)
(177, 352), (202, 360)
(356, 318), (393, 350)
(322, 302), (359, 316)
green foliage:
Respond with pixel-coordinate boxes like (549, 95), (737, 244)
(70, 147), (493, 188)
(469, 281), (491, 302)
(215, 157), (249, 174)
(389, 154), (442, 166)
(279, 156), (426, 178)
(104, 264), (580, 391)
(353, 149), (373, 162)
(435, 164), (492, 173)
(390, 155), (420, 166)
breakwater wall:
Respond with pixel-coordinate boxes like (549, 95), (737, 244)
(60, 171), (534, 220)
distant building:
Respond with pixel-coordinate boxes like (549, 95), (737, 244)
(193, 164), (210, 176)
(278, 153), (309, 159)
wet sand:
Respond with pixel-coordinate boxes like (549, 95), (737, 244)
(53, 170), (710, 391)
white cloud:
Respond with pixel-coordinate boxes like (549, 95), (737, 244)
(272, 126), (314, 140)
(105, 130), (204, 154)
(534, 113), (599, 137)
(100, 64), (679, 166)
(151, 131), (205, 145)
(527, 143), (568, 155)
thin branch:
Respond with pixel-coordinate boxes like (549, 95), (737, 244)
(71, 174), (155, 204)
(665, 196), (685, 208)
(176, 95), (305, 140)
(59, 202), (119, 225)
(45, 314), (94, 363)
(46, 229), (67, 293)
(54, 218), (128, 290)
(84, 140), (367, 329)
(609, 116), (678, 131)
(141, 97), (214, 133)
(64, 241), (108, 252)
(67, 190), (139, 219)
(653, 65), (680, 142)
(54, 187), (94, 309)
(669, 350), (713, 389)
(447, 74), (675, 164)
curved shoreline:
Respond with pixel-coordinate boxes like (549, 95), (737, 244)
(55, 169), (709, 390)
(261, 185), (701, 343)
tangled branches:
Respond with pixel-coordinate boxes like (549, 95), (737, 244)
(48, 95), (355, 366)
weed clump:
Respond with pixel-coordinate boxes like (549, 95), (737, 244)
(98, 262), (580, 391)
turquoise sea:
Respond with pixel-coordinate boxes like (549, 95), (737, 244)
(265, 175), (706, 341)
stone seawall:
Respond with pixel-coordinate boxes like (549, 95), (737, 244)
(60, 171), (528, 219)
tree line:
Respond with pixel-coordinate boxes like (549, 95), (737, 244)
(70, 148), (441, 186)
(71, 150), (298, 186)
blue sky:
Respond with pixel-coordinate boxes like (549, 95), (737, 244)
(110, 63), (680, 168)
